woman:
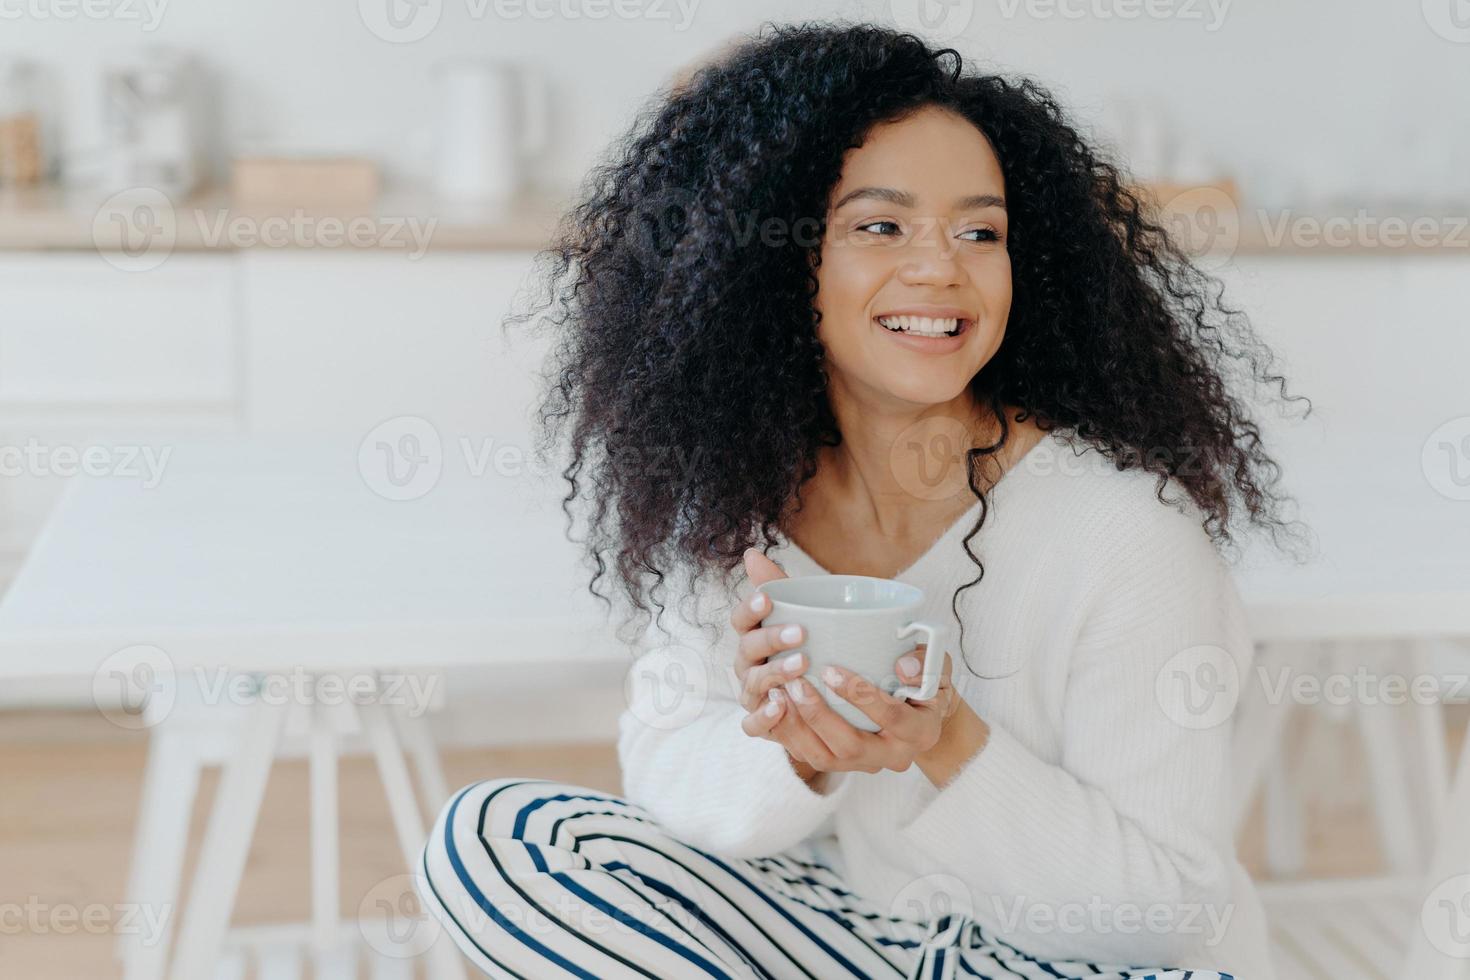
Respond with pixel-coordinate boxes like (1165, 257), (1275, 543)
(419, 21), (1309, 980)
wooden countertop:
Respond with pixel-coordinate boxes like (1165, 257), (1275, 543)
(0, 183), (571, 253)
(0, 182), (1464, 256)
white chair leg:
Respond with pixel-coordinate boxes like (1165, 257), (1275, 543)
(1401, 700), (1470, 978)
(1356, 644), (1430, 874)
(1406, 640), (1451, 849)
(392, 702), (452, 824)
(362, 702), (466, 980)
(169, 699), (288, 980)
(120, 728), (202, 980)
(309, 702), (341, 956)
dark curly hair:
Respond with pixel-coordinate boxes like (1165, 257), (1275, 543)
(509, 19), (1313, 670)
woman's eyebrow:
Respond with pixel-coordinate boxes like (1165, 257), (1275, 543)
(831, 187), (1007, 211)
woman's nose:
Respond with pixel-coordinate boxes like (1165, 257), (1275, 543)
(895, 218), (967, 286)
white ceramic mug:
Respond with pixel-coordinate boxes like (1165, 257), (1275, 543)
(756, 575), (947, 733)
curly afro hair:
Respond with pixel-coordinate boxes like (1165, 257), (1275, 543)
(509, 19), (1312, 669)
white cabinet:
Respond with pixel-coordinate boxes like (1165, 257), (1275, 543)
(0, 254), (240, 575)
(0, 255), (237, 408)
(239, 250), (547, 441)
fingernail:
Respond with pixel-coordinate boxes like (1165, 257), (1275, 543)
(899, 656), (921, 676)
(785, 678), (806, 702)
(780, 624), (801, 643)
(769, 687), (784, 703)
(781, 652), (802, 673)
(750, 593), (765, 612)
(822, 666), (842, 688)
(764, 698), (780, 716)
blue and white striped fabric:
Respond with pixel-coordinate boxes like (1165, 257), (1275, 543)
(417, 778), (1234, 980)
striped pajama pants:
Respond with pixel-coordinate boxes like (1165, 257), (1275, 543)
(417, 777), (1232, 980)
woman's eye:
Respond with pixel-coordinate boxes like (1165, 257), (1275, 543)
(856, 220), (901, 236)
(959, 228), (1001, 243)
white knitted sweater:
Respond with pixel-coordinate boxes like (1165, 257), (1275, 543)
(617, 429), (1273, 979)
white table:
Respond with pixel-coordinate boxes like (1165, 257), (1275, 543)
(0, 434), (629, 980)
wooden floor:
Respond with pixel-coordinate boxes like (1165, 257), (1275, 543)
(1, 709), (620, 980)
(1, 707), (1454, 979)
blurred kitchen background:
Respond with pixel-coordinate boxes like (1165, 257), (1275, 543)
(2, 1), (1469, 978)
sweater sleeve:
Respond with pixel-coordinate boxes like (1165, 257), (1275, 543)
(616, 564), (857, 858)
(895, 501), (1249, 966)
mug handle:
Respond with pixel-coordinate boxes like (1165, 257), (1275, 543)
(891, 622), (946, 701)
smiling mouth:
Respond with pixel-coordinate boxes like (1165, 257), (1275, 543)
(875, 315), (970, 338)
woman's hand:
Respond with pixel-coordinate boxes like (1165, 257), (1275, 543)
(732, 548), (962, 776)
(729, 548), (820, 779)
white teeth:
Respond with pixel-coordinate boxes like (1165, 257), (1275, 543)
(877, 315), (962, 337)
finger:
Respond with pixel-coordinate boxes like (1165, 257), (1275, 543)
(729, 548), (790, 633)
(739, 686), (788, 738)
(743, 547), (788, 587)
(895, 645), (952, 700)
(729, 587), (772, 636)
(739, 648), (807, 709)
(820, 663), (915, 737)
(770, 693), (837, 768)
(737, 620), (805, 670)
(783, 675), (883, 765)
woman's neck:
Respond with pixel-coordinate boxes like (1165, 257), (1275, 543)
(815, 384), (1009, 541)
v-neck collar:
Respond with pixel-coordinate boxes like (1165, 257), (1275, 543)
(779, 429), (1058, 578)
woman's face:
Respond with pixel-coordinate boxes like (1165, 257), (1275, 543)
(813, 105), (1011, 410)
